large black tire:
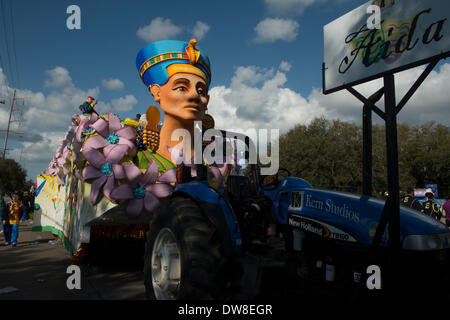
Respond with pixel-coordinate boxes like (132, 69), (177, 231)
(144, 196), (233, 300)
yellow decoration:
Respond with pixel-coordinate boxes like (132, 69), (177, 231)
(166, 63), (207, 83)
(124, 118), (140, 127)
(185, 38), (200, 64)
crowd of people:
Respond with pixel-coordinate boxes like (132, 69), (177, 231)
(401, 188), (450, 228)
(0, 188), (35, 247)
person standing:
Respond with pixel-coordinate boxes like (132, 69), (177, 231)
(0, 188), (5, 235)
(442, 194), (450, 228)
(422, 189), (442, 221)
(29, 190), (35, 222)
(22, 191), (32, 221)
(2, 191), (26, 247)
(400, 188), (423, 212)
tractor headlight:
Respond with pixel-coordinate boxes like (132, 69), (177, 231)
(402, 233), (450, 251)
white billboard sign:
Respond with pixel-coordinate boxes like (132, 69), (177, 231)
(323, 0), (450, 94)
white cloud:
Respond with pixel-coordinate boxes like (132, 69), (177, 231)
(137, 17), (182, 42)
(0, 67), (101, 178)
(0, 67), (139, 180)
(0, 67), (7, 87)
(208, 62), (450, 135)
(137, 18), (210, 43)
(308, 63), (450, 126)
(20, 132), (65, 162)
(254, 18), (299, 43)
(44, 66), (74, 89)
(279, 61), (292, 72)
(111, 94), (138, 112)
(209, 64), (325, 132)
(192, 21), (210, 41)
(101, 78), (124, 91)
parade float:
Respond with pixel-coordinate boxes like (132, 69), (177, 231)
(32, 39), (234, 262)
(33, 107), (232, 260)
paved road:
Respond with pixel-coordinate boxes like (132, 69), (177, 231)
(0, 221), (146, 300)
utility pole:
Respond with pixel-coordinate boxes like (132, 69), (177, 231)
(2, 89), (16, 159)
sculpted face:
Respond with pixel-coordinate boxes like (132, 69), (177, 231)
(150, 73), (209, 122)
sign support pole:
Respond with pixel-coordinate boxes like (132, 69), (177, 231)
(362, 87), (385, 197)
(383, 73), (400, 250)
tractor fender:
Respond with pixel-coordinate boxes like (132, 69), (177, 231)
(171, 181), (243, 254)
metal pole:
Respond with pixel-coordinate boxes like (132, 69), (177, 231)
(362, 103), (372, 196)
(362, 88), (384, 197)
(2, 90), (16, 159)
(383, 74), (400, 249)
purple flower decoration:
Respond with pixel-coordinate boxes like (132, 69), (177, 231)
(75, 113), (98, 143)
(56, 146), (71, 175)
(83, 112), (136, 161)
(110, 162), (176, 218)
(82, 147), (127, 204)
(45, 162), (59, 175)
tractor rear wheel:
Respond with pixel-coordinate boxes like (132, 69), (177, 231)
(144, 196), (232, 300)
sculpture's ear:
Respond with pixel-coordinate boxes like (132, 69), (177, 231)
(149, 84), (161, 102)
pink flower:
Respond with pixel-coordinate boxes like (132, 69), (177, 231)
(56, 173), (66, 185)
(56, 146), (71, 175)
(75, 113), (98, 143)
(110, 162), (176, 218)
(82, 147), (127, 204)
(83, 112), (136, 161)
(74, 168), (83, 181)
(45, 164), (59, 175)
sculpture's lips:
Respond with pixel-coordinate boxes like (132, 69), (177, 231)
(185, 104), (200, 110)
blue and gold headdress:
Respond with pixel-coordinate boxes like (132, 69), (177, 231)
(136, 39), (211, 90)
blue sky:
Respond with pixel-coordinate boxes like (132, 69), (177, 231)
(11, 0), (357, 101)
(1, 0), (450, 181)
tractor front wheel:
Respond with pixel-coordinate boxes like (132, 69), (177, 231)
(144, 196), (232, 300)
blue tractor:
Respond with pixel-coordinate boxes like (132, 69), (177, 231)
(143, 131), (450, 300)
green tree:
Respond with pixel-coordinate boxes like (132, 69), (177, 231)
(277, 118), (450, 199)
(0, 158), (33, 193)
(402, 122), (450, 197)
(279, 117), (362, 192)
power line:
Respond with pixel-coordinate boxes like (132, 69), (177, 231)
(2, 89), (16, 159)
(1, 90), (24, 159)
(0, 0), (15, 88)
(8, 0), (19, 88)
(0, 25), (6, 96)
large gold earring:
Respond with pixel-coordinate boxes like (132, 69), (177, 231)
(143, 105), (161, 152)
